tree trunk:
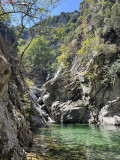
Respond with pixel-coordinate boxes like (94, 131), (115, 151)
(0, 33), (8, 59)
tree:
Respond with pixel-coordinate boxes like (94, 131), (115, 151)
(22, 35), (56, 79)
(77, 33), (100, 61)
(0, 0), (60, 61)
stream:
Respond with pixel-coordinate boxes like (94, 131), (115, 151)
(27, 123), (120, 160)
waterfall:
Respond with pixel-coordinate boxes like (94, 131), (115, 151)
(48, 117), (55, 123)
(54, 66), (61, 78)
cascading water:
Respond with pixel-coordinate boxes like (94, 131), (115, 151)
(48, 117), (55, 123)
(54, 66), (61, 78)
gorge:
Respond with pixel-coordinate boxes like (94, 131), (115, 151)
(0, 0), (120, 159)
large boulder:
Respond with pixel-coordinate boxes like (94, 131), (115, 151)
(41, 69), (91, 123)
(98, 98), (120, 125)
(50, 100), (89, 123)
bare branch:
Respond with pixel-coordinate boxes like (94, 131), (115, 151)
(0, 11), (24, 16)
(0, 5), (5, 12)
(19, 32), (34, 68)
(0, 0), (61, 61)
(8, 25), (25, 54)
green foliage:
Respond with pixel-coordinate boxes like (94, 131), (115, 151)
(108, 58), (120, 83)
(51, 60), (59, 72)
(64, 30), (74, 44)
(104, 2), (120, 33)
(57, 43), (74, 68)
(97, 44), (118, 55)
(86, 0), (96, 4)
(22, 94), (31, 121)
(18, 12), (78, 75)
(40, 24), (66, 42)
(18, 38), (26, 46)
(0, 11), (10, 24)
(79, 8), (90, 20)
(86, 63), (98, 80)
(57, 44), (70, 68)
(21, 35), (56, 78)
(77, 33), (101, 56)
(74, 26), (83, 39)
(104, 1), (112, 18)
(69, 14), (77, 23)
(25, 77), (34, 87)
(96, 28), (104, 37)
(92, 12), (104, 28)
(111, 2), (120, 29)
(35, 12), (77, 45)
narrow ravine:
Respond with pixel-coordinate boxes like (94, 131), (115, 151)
(1, 0), (120, 159)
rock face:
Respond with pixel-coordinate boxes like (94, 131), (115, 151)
(39, 0), (120, 125)
(98, 97), (120, 125)
(41, 48), (120, 125)
(41, 70), (91, 123)
(0, 51), (33, 159)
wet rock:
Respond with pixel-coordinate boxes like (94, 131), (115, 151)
(37, 97), (44, 105)
(30, 115), (44, 127)
(30, 102), (47, 127)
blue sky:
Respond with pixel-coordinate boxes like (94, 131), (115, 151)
(10, 0), (83, 27)
(52, 0), (83, 16)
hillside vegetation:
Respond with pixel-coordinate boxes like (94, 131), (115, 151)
(17, 11), (78, 82)
(0, 0), (120, 159)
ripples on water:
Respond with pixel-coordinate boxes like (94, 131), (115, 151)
(27, 123), (120, 160)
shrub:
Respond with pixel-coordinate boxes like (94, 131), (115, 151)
(108, 58), (120, 83)
(92, 13), (104, 28)
(25, 77), (34, 87)
(57, 44), (74, 68)
(77, 33), (101, 57)
(22, 94), (31, 121)
(57, 44), (70, 68)
(79, 8), (90, 20)
(104, 2), (120, 33)
(96, 28), (104, 37)
(97, 44), (118, 55)
(74, 26), (83, 38)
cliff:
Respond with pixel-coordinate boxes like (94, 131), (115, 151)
(0, 23), (47, 159)
(39, 0), (120, 125)
(1, 0), (120, 159)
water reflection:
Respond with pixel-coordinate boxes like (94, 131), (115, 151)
(27, 123), (120, 160)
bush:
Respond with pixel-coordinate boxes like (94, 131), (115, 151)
(74, 26), (83, 38)
(104, 2), (120, 33)
(57, 44), (70, 68)
(108, 58), (120, 83)
(96, 28), (104, 37)
(57, 44), (74, 68)
(92, 13), (104, 28)
(79, 8), (90, 20)
(22, 94), (31, 121)
(77, 33), (101, 57)
(97, 44), (118, 55)
(25, 77), (34, 87)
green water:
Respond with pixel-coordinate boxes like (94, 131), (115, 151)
(28, 123), (120, 160)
